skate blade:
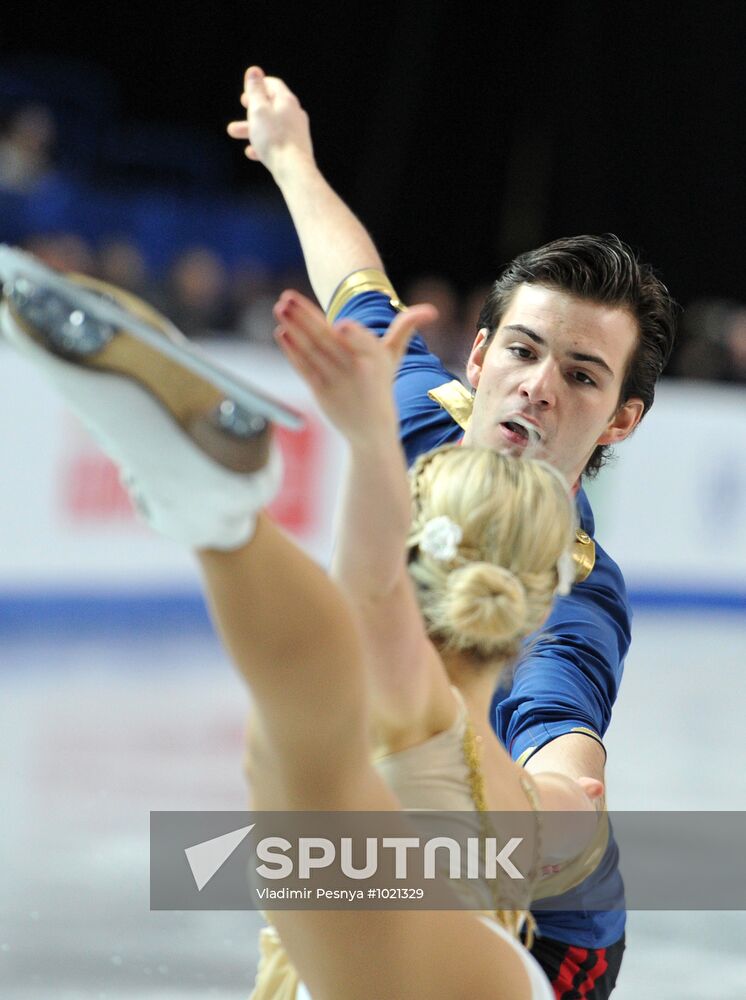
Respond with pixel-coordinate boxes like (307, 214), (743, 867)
(0, 244), (305, 435)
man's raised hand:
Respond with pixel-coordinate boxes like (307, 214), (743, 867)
(227, 66), (314, 177)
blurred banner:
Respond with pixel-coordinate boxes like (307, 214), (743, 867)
(0, 341), (345, 629)
(0, 344), (743, 630)
(583, 379), (746, 605)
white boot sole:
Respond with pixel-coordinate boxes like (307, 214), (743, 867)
(0, 246), (290, 549)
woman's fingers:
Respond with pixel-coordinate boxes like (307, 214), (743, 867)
(274, 290), (437, 395)
(331, 319), (376, 355)
(274, 294), (353, 381)
(275, 327), (327, 390)
(383, 303), (439, 363)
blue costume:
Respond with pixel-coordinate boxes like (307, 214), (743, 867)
(330, 278), (626, 955)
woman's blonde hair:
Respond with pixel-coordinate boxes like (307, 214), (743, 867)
(407, 447), (576, 663)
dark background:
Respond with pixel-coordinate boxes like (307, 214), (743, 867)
(2, 0), (744, 303)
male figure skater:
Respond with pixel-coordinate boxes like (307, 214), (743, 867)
(229, 67), (677, 998)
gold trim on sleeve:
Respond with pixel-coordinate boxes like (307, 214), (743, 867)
(515, 730), (604, 769)
(326, 268), (405, 323)
(570, 726), (604, 747)
(515, 746), (537, 769)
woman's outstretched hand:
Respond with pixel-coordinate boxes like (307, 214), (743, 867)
(274, 290), (437, 446)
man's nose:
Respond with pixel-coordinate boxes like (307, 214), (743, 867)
(518, 361), (558, 408)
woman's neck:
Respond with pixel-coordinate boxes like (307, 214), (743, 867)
(440, 648), (509, 721)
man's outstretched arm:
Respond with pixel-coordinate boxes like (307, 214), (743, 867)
(228, 66), (384, 311)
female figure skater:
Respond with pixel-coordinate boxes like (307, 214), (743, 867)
(0, 250), (600, 999)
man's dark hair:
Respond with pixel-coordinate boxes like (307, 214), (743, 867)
(478, 234), (678, 478)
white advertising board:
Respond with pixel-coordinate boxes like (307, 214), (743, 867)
(0, 341), (743, 620)
(0, 341), (345, 591)
(584, 379), (746, 598)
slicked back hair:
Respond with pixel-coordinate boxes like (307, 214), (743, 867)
(478, 234), (678, 478)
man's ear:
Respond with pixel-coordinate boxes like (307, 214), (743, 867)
(596, 396), (645, 446)
(465, 328), (491, 389)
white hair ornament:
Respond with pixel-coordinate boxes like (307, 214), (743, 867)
(419, 515), (463, 562)
(556, 549), (576, 596)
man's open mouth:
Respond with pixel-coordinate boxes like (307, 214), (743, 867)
(500, 418), (541, 447)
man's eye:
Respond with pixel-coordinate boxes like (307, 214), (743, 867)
(572, 370), (596, 386)
(509, 345), (533, 359)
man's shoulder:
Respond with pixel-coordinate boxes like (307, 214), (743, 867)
(574, 488), (628, 601)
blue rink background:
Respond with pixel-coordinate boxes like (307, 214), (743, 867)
(2, 606), (745, 999)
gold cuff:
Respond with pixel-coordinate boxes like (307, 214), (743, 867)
(516, 728), (604, 769)
(326, 268), (405, 323)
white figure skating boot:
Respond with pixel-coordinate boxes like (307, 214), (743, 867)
(0, 245), (300, 549)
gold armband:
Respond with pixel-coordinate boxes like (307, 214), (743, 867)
(326, 267), (405, 324)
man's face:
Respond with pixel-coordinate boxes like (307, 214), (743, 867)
(464, 284), (644, 485)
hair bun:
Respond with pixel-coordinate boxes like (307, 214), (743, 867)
(443, 563), (527, 647)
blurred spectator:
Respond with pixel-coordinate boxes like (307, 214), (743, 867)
(155, 246), (236, 337)
(672, 299), (746, 384)
(235, 264), (314, 348)
(405, 275), (470, 381)
(22, 232), (96, 276)
(96, 235), (153, 299)
(0, 105), (58, 194)
(463, 282), (493, 340)
(232, 258), (277, 346)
